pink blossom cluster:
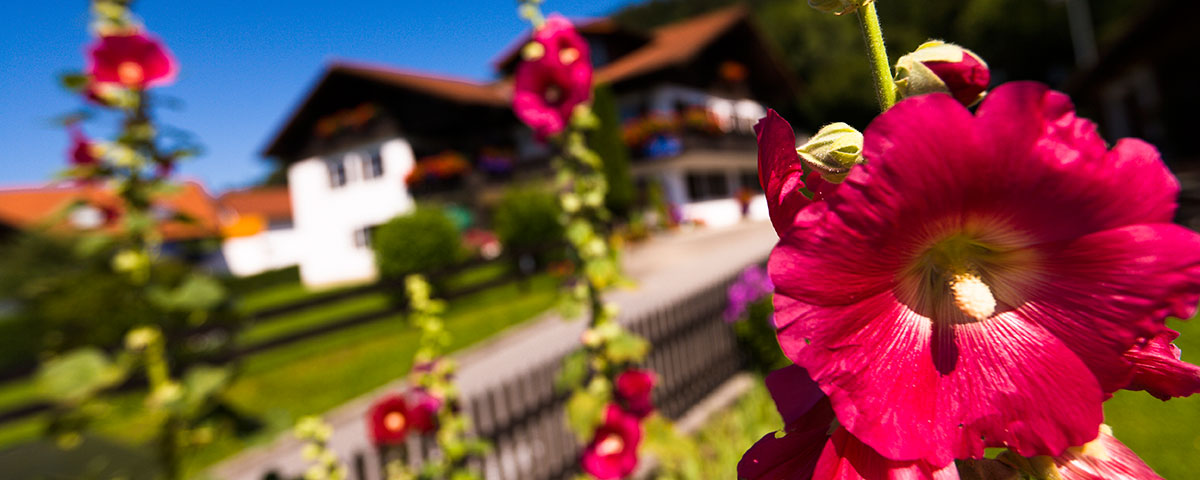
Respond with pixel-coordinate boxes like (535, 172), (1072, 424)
(366, 388), (442, 447)
(582, 368), (657, 479)
(740, 79), (1200, 479)
(512, 15), (593, 140)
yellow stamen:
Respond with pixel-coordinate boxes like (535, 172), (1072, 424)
(949, 272), (995, 321)
(384, 411), (406, 432)
(117, 61), (145, 86)
(559, 47), (580, 65)
(596, 434), (624, 456)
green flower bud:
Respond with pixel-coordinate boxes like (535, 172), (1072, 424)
(797, 122), (864, 183)
(808, 0), (875, 16)
(894, 41), (990, 107)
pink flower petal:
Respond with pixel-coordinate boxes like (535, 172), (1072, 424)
(1018, 224), (1200, 392)
(1046, 427), (1164, 480)
(1124, 328), (1200, 400)
(781, 288), (1103, 464)
(812, 428), (958, 480)
(755, 110), (814, 236)
(739, 366), (837, 480)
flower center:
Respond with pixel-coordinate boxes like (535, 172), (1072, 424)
(596, 434), (624, 456)
(559, 47), (580, 65)
(117, 61), (145, 86)
(544, 85), (563, 104)
(921, 234), (1000, 322)
(384, 411), (406, 432)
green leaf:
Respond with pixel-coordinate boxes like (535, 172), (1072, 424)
(36, 348), (127, 405)
(179, 365), (230, 414)
(149, 274), (227, 312)
(555, 350), (589, 392)
(605, 331), (650, 364)
(59, 72), (89, 92)
(564, 390), (607, 441)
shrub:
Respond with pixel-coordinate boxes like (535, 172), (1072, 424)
(589, 85), (635, 220)
(492, 186), (564, 259)
(0, 233), (241, 372)
(372, 206), (463, 281)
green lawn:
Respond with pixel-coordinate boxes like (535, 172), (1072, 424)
(1103, 316), (1200, 480)
(0, 273), (559, 477)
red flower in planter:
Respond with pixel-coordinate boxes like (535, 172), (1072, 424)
(407, 388), (442, 434)
(614, 369), (656, 419)
(367, 393), (412, 446)
(764, 82), (1200, 466)
(512, 15), (592, 140)
(87, 32), (177, 89)
(581, 405), (642, 479)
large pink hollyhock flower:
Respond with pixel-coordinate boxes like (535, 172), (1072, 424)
(615, 369), (656, 419)
(367, 393), (411, 446)
(512, 15), (592, 140)
(767, 82), (1200, 466)
(581, 405), (642, 479)
(87, 32), (177, 89)
(739, 365), (955, 480)
(1122, 328), (1200, 400)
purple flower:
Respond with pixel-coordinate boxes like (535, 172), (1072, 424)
(724, 265), (774, 322)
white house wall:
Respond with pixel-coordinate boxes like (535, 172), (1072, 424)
(221, 227), (303, 277)
(289, 138), (416, 288)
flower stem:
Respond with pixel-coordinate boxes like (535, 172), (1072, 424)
(856, 3), (894, 111)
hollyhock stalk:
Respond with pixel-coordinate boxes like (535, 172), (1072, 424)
(856, 3), (894, 111)
(513, 4), (651, 478)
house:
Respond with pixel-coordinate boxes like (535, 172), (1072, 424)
(262, 5), (798, 287)
(0, 181), (222, 246)
(1066, 0), (1200, 227)
(218, 187), (303, 277)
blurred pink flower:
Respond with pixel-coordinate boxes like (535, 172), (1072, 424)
(581, 405), (642, 479)
(367, 393), (411, 446)
(87, 32), (177, 89)
(68, 128), (98, 166)
(766, 82), (1200, 466)
(512, 15), (591, 139)
(407, 388), (442, 434)
(615, 369), (656, 419)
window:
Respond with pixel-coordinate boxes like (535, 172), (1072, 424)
(685, 171), (731, 201)
(327, 158), (348, 188)
(361, 149), (384, 180)
(740, 170), (762, 192)
(353, 225), (378, 249)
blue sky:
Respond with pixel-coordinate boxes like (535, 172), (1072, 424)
(0, 0), (641, 192)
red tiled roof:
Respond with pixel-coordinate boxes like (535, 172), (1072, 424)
(0, 180), (222, 241)
(219, 187), (292, 221)
(595, 5), (749, 84)
(330, 61), (511, 107)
